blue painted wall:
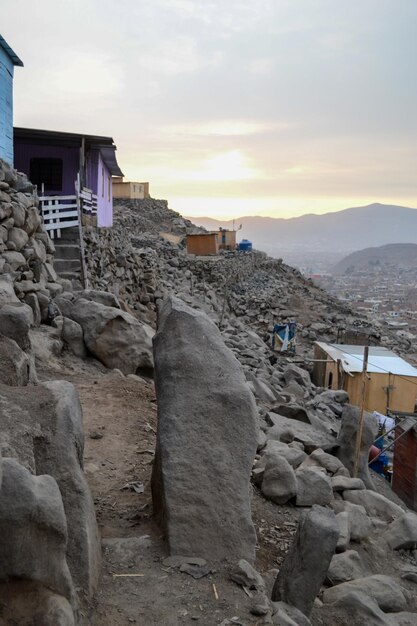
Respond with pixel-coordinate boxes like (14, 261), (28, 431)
(0, 46), (15, 164)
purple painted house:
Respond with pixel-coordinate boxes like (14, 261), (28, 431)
(13, 127), (123, 228)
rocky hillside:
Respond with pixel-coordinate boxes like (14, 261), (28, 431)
(332, 243), (417, 275)
(2, 163), (417, 626)
(84, 198), (415, 359)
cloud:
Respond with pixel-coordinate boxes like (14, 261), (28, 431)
(3, 0), (417, 218)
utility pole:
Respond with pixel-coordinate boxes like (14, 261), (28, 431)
(353, 346), (369, 477)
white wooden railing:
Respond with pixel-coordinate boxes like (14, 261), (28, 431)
(39, 194), (79, 239)
(39, 186), (97, 239)
(79, 187), (98, 217)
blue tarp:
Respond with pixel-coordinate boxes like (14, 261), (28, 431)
(272, 323), (296, 353)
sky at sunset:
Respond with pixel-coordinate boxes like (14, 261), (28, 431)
(3, 0), (417, 219)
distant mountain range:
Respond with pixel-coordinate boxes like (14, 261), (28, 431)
(187, 203), (417, 266)
(332, 243), (417, 275)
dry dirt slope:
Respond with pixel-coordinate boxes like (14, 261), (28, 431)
(36, 347), (417, 626)
(37, 351), (298, 625)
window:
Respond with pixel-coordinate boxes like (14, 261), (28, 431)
(328, 372), (333, 389)
(108, 175), (111, 201)
(30, 158), (63, 191)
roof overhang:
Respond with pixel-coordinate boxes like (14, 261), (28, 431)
(0, 35), (23, 66)
(315, 341), (417, 377)
(14, 127), (123, 176)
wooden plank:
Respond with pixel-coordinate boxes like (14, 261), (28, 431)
(41, 206), (76, 212)
(44, 219), (79, 231)
(39, 195), (77, 202)
(43, 212), (79, 222)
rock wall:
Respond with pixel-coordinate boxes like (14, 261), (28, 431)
(0, 159), (62, 322)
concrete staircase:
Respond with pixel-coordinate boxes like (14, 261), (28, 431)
(53, 227), (83, 284)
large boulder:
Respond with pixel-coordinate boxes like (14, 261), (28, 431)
(0, 583), (75, 626)
(318, 590), (393, 626)
(271, 505), (339, 617)
(322, 574), (408, 613)
(0, 302), (33, 349)
(0, 274), (19, 306)
(343, 489), (404, 523)
(283, 364), (311, 388)
(0, 380), (101, 598)
(61, 316), (87, 358)
(336, 404), (378, 488)
(0, 334), (33, 386)
(295, 468), (333, 507)
(259, 440), (307, 469)
(383, 512), (417, 550)
(261, 454), (298, 505)
(331, 500), (372, 542)
(69, 298), (154, 374)
(73, 289), (121, 309)
(151, 296), (258, 562)
(0, 458), (75, 607)
(327, 550), (370, 585)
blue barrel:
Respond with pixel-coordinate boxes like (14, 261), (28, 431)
(239, 239), (252, 252)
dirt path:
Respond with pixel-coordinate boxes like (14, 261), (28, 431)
(36, 354), (293, 625)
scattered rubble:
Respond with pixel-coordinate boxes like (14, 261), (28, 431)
(1, 162), (417, 625)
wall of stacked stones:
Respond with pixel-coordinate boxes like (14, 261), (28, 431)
(0, 159), (59, 322)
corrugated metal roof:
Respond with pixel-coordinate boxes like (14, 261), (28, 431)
(315, 342), (417, 377)
(0, 35), (23, 66)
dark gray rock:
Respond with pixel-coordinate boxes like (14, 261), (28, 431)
(327, 550), (370, 585)
(0, 381), (101, 598)
(271, 505), (339, 616)
(0, 334), (32, 386)
(230, 559), (265, 590)
(151, 296), (258, 562)
(331, 476), (365, 492)
(384, 512), (417, 550)
(283, 364), (311, 388)
(295, 469), (333, 507)
(272, 602), (312, 625)
(74, 289), (121, 309)
(336, 511), (350, 552)
(0, 302), (33, 349)
(62, 316), (87, 358)
(0, 458), (75, 607)
(343, 489), (404, 523)
(0, 274), (20, 306)
(322, 574), (408, 613)
(262, 453), (297, 505)
(70, 298), (154, 374)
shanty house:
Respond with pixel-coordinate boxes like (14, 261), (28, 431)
(312, 342), (417, 415)
(186, 232), (219, 256)
(392, 417), (417, 511)
(0, 35), (23, 164)
(112, 177), (150, 200)
(218, 228), (236, 250)
(14, 127), (123, 230)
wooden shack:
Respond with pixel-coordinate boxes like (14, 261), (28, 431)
(186, 233), (219, 256)
(312, 342), (417, 414)
(112, 177), (150, 199)
(218, 228), (236, 250)
(392, 418), (417, 511)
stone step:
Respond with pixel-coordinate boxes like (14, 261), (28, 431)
(54, 259), (81, 272)
(54, 227), (80, 242)
(59, 270), (81, 281)
(54, 243), (80, 261)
